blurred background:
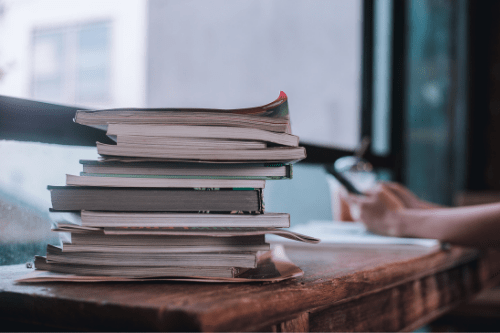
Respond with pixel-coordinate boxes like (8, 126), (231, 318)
(0, 0), (499, 270)
(5, 1), (500, 330)
(0, 0), (363, 265)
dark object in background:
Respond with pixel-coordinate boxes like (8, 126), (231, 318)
(324, 164), (364, 196)
(0, 95), (113, 146)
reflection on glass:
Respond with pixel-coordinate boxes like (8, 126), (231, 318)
(0, 141), (98, 265)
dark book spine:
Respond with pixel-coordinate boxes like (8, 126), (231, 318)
(48, 187), (264, 213)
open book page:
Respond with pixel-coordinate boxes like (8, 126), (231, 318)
(16, 245), (303, 283)
(268, 220), (440, 248)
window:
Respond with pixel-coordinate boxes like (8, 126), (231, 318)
(0, 0), (365, 266)
(32, 21), (111, 106)
(147, 0), (363, 150)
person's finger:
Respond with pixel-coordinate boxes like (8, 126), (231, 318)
(349, 202), (361, 221)
(375, 185), (406, 210)
(333, 186), (355, 221)
(340, 189), (373, 205)
(340, 190), (378, 222)
(375, 182), (417, 208)
(382, 182), (415, 198)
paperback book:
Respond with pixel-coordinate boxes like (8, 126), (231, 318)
(79, 160), (293, 180)
(74, 91), (291, 133)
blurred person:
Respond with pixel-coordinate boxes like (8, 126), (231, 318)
(337, 182), (500, 247)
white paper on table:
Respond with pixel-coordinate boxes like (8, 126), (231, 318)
(267, 220), (440, 249)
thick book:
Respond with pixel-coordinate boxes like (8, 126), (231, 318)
(107, 124), (299, 147)
(46, 244), (258, 268)
(34, 256), (240, 278)
(68, 232), (266, 247)
(78, 211), (289, 228)
(79, 160), (293, 179)
(64, 232), (270, 253)
(96, 142), (306, 163)
(74, 91), (291, 133)
(109, 136), (268, 150)
(48, 186), (263, 213)
(53, 224), (321, 243)
(25, 245), (303, 281)
(66, 174), (266, 189)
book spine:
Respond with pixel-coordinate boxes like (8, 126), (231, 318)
(48, 187), (264, 213)
(259, 188), (264, 214)
(286, 165), (293, 179)
(79, 172), (289, 180)
(81, 159), (291, 167)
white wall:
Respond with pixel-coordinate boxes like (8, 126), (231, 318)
(0, 0), (147, 108)
(147, 0), (362, 149)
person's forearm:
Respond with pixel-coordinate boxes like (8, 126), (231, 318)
(398, 203), (500, 247)
(416, 200), (444, 209)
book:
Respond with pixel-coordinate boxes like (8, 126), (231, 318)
(48, 186), (263, 213)
(74, 91), (291, 133)
(61, 244), (271, 253)
(60, 227), (270, 254)
(96, 142), (306, 163)
(23, 245), (304, 281)
(32, 92), (317, 282)
(78, 211), (289, 228)
(68, 232), (267, 247)
(46, 244), (258, 268)
(53, 224), (321, 243)
(66, 174), (266, 189)
(109, 136), (268, 150)
(107, 124), (299, 147)
(80, 160), (293, 179)
(34, 256), (240, 278)
(63, 233), (270, 253)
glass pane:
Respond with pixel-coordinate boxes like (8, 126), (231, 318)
(76, 23), (110, 103)
(0, 0), (364, 249)
(147, 0), (363, 149)
(0, 141), (98, 265)
(405, 0), (455, 205)
(32, 32), (65, 102)
(372, 0), (393, 156)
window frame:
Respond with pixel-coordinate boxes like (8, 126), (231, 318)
(0, 0), (395, 168)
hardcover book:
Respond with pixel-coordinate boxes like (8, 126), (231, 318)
(48, 186), (264, 213)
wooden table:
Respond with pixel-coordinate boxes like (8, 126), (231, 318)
(1, 243), (499, 332)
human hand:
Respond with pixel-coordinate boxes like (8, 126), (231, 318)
(339, 183), (406, 236)
(378, 182), (439, 209)
(335, 181), (437, 220)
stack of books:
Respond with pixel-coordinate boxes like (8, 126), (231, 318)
(34, 92), (318, 282)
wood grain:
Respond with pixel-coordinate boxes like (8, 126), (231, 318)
(1, 243), (499, 332)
